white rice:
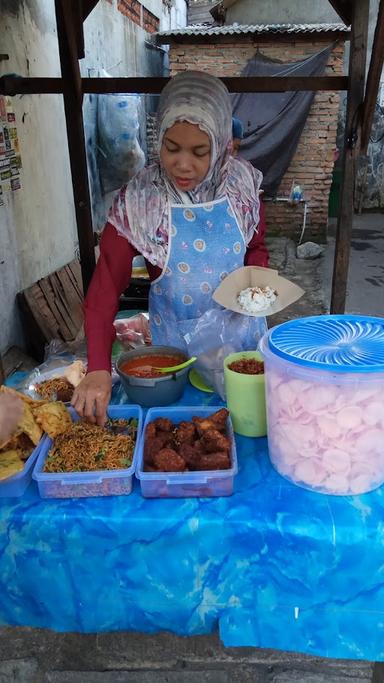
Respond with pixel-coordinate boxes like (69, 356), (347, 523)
(237, 286), (277, 313)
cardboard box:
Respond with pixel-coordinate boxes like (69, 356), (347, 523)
(212, 266), (304, 317)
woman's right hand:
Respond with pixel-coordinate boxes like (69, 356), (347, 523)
(71, 370), (112, 426)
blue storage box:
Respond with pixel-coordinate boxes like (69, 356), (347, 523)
(0, 443), (42, 498)
(136, 406), (238, 498)
(33, 405), (143, 499)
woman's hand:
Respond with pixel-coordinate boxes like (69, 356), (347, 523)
(0, 393), (24, 443)
(71, 370), (112, 426)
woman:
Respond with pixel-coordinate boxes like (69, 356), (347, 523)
(72, 71), (267, 425)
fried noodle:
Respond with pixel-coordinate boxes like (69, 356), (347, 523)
(44, 420), (136, 473)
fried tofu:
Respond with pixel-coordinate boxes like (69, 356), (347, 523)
(32, 401), (72, 438)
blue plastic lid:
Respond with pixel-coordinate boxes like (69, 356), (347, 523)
(268, 315), (384, 373)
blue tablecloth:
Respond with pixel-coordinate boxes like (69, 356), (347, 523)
(1, 377), (384, 660)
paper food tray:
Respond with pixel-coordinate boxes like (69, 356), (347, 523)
(212, 266), (304, 317)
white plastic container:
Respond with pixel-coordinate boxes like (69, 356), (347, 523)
(259, 315), (384, 495)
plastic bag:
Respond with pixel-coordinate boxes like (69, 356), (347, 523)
(180, 308), (267, 399)
(97, 70), (145, 194)
(113, 313), (151, 349)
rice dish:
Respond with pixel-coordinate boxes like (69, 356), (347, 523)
(237, 286), (277, 313)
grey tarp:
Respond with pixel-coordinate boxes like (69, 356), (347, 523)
(232, 46), (332, 195)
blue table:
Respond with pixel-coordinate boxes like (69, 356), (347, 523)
(1, 379), (384, 660)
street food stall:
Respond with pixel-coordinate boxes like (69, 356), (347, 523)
(1, 0), (384, 678)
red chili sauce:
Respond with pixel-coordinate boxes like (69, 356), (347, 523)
(227, 358), (264, 375)
(120, 354), (185, 378)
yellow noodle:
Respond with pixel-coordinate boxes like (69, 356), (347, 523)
(44, 421), (136, 473)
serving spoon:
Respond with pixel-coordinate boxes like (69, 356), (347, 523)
(153, 356), (197, 373)
(134, 356), (197, 375)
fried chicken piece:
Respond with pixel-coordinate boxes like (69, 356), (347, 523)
(144, 433), (173, 466)
(178, 442), (203, 469)
(145, 422), (157, 439)
(194, 451), (230, 471)
(208, 408), (229, 431)
(201, 428), (231, 454)
(153, 448), (186, 472)
(173, 421), (196, 446)
(153, 417), (174, 432)
(192, 408), (229, 436)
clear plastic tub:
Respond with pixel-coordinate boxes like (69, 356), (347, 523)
(0, 444), (41, 498)
(33, 405), (143, 499)
(136, 406), (238, 498)
(259, 315), (384, 496)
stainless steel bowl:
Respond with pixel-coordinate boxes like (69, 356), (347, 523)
(116, 345), (189, 407)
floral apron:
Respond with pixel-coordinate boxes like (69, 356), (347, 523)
(149, 196), (266, 351)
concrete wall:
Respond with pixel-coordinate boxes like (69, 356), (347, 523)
(0, 0), (186, 357)
(227, 0), (341, 25)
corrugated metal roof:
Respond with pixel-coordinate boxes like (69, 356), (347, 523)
(155, 22), (350, 39)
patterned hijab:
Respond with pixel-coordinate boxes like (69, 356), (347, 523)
(108, 70), (262, 266)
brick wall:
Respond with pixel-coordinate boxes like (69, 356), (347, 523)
(117, 0), (160, 33)
(169, 39), (345, 241)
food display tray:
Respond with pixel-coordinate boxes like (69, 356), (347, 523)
(32, 405), (143, 499)
(136, 406), (238, 498)
(0, 443), (42, 498)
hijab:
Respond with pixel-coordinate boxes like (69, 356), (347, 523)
(108, 70), (262, 266)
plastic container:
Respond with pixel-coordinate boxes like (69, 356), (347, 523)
(33, 405), (143, 499)
(0, 443), (41, 498)
(224, 350), (267, 437)
(136, 406), (238, 498)
(259, 315), (384, 495)
(116, 346), (189, 407)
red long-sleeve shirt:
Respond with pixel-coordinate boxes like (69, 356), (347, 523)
(85, 201), (269, 372)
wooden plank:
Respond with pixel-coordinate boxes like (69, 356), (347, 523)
(0, 75), (350, 96)
(53, 268), (84, 332)
(361, 0), (384, 153)
(66, 261), (84, 300)
(38, 277), (74, 340)
(55, 0), (96, 293)
(330, 0), (370, 314)
(22, 285), (60, 341)
(49, 273), (80, 339)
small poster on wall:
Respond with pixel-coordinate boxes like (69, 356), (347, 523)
(0, 95), (22, 206)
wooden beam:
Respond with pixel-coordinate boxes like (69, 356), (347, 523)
(82, 75), (349, 93)
(327, 0), (352, 24)
(330, 0), (370, 314)
(55, 0), (96, 293)
(361, 0), (384, 153)
(0, 75), (349, 96)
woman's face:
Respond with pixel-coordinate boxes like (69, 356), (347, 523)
(160, 121), (211, 192)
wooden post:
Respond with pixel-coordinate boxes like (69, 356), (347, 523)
(54, 0), (96, 293)
(330, 0), (370, 314)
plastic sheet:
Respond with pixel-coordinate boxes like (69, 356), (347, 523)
(97, 70), (145, 194)
(181, 308), (267, 398)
